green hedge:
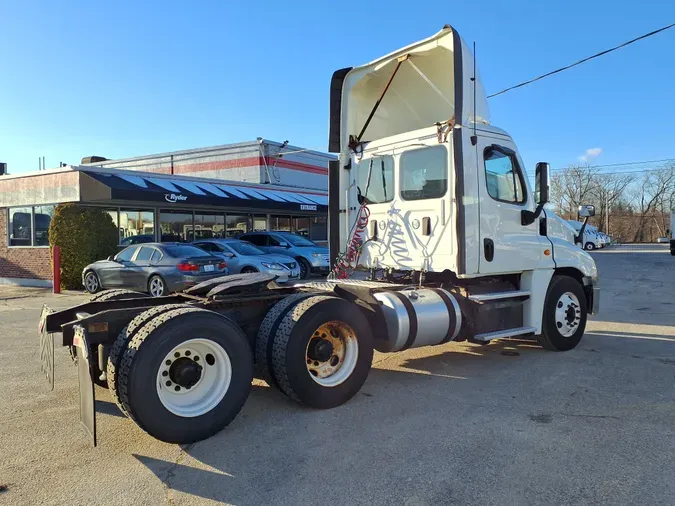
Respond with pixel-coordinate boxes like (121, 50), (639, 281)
(49, 204), (119, 290)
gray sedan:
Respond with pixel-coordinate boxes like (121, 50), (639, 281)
(193, 239), (300, 283)
(82, 243), (228, 297)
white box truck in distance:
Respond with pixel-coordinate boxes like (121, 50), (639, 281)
(38, 25), (599, 446)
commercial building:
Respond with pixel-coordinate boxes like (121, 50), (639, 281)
(0, 140), (332, 287)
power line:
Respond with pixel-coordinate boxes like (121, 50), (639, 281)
(487, 23), (675, 99)
(549, 157), (675, 173)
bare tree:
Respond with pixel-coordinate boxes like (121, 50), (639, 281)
(628, 165), (675, 242)
(590, 173), (634, 233)
(549, 164), (601, 219)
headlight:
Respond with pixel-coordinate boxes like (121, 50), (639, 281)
(261, 262), (283, 269)
(311, 253), (324, 258)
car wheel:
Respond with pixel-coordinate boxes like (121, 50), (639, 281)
(584, 242), (595, 251)
(148, 275), (168, 297)
(297, 258), (311, 279)
(84, 271), (101, 294)
(241, 266), (258, 274)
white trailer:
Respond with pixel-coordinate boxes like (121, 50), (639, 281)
(39, 26), (599, 446)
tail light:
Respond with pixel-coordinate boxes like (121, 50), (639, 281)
(177, 263), (199, 272)
(218, 262), (227, 269)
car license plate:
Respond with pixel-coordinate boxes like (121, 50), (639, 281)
(204, 264), (215, 272)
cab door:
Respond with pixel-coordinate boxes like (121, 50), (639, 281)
(476, 135), (546, 274)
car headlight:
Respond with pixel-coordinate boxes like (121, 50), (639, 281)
(261, 262), (283, 269)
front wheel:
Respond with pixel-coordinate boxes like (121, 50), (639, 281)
(148, 275), (168, 297)
(584, 242), (595, 251)
(538, 275), (588, 351)
(297, 258), (311, 279)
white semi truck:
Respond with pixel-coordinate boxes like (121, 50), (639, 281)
(39, 26), (599, 445)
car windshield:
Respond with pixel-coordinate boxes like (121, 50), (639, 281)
(279, 233), (317, 247)
(164, 245), (210, 258)
(227, 241), (265, 256)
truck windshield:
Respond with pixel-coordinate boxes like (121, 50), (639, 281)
(356, 155), (394, 204)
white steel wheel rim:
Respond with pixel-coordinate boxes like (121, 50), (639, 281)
(150, 277), (164, 296)
(555, 292), (581, 338)
(156, 338), (232, 417)
(305, 321), (359, 388)
(85, 273), (98, 292)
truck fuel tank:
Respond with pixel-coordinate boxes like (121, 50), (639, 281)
(373, 288), (462, 352)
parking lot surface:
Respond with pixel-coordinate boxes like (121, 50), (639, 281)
(1, 244), (674, 505)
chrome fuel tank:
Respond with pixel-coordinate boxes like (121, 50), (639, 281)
(372, 288), (462, 352)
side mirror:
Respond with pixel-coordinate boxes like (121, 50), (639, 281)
(578, 205), (595, 218)
(279, 242), (290, 248)
(223, 251), (235, 258)
(535, 162), (550, 205)
(107, 255), (114, 261)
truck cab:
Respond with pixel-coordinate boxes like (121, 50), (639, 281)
(328, 25), (598, 344)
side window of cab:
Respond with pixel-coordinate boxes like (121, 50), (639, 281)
(483, 146), (526, 204)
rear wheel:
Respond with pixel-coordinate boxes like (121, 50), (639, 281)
(584, 242), (595, 251)
(241, 266), (258, 274)
(268, 296), (373, 409)
(538, 275), (588, 351)
(148, 275), (168, 297)
(107, 304), (190, 415)
(117, 308), (253, 443)
(84, 271), (101, 294)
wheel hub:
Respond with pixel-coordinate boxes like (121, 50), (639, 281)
(307, 338), (334, 363)
(555, 292), (581, 338)
(169, 357), (202, 388)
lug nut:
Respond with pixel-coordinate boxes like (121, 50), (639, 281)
(162, 371), (168, 377)
(185, 350), (191, 356)
(174, 386), (181, 392)
(194, 356), (200, 361)
(166, 381), (172, 387)
(174, 352), (180, 358)
(165, 360), (171, 366)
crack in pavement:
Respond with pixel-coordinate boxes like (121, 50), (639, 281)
(164, 443), (195, 505)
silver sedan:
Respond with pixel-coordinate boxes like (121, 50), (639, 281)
(193, 239), (300, 283)
(82, 243), (228, 296)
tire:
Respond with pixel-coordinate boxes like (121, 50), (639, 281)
(241, 266), (258, 274)
(89, 289), (149, 303)
(84, 271), (101, 294)
(117, 307), (253, 443)
(148, 275), (168, 297)
(255, 293), (314, 388)
(269, 296), (374, 409)
(537, 275), (588, 352)
(107, 304), (191, 416)
(584, 242), (595, 251)
(297, 258), (311, 279)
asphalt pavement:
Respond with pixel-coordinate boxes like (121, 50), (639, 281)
(0, 244), (674, 505)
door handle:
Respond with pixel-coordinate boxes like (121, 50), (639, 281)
(483, 238), (494, 262)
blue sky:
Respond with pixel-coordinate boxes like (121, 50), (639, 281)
(1, 0), (674, 175)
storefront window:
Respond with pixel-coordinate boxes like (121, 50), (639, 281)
(310, 216), (327, 244)
(8, 207), (33, 246)
(295, 217), (310, 237)
(226, 215), (248, 237)
(120, 209), (155, 244)
(252, 214), (267, 232)
(33, 205), (55, 246)
(272, 215), (292, 232)
(160, 210), (193, 242)
(194, 213), (225, 240)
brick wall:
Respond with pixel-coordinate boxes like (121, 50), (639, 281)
(0, 208), (52, 281)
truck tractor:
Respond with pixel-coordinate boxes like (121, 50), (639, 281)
(39, 25), (599, 446)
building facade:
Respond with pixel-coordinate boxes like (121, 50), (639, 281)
(0, 140), (332, 287)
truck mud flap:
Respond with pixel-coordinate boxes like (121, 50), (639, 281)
(39, 305), (55, 391)
(73, 325), (97, 447)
